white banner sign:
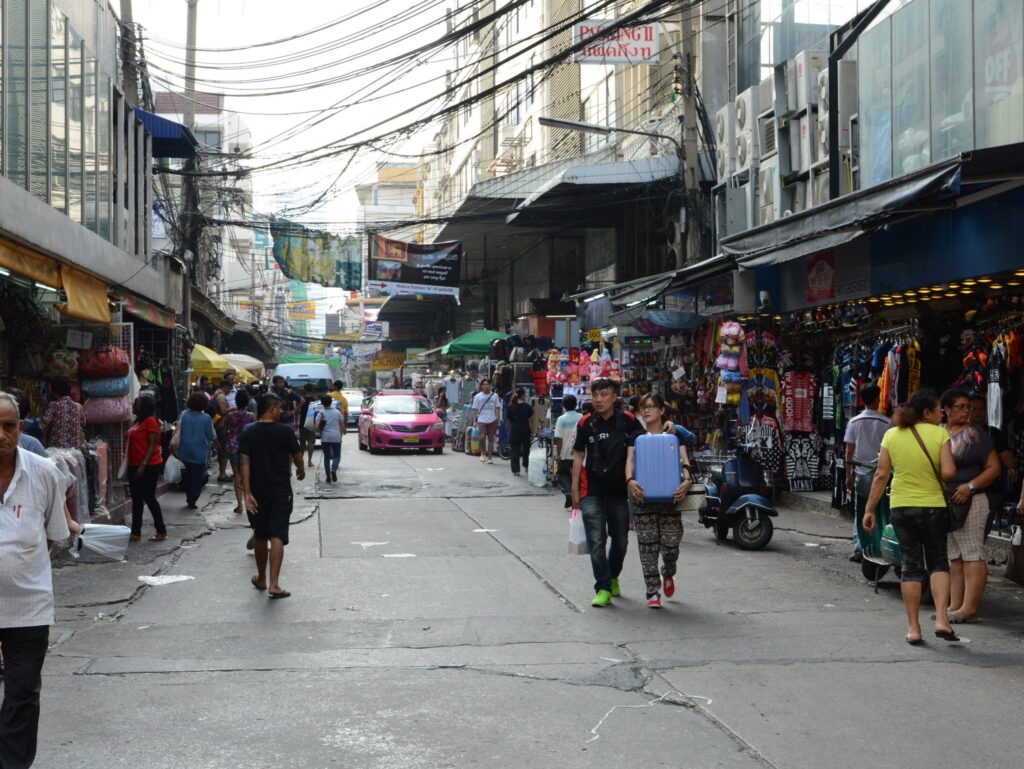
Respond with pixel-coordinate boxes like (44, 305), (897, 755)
(572, 19), (659, 65)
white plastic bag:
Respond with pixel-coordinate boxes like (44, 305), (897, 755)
(568, 508), (588, 555)
(163, 456), (183, 485)
(528, 444), (547, 487)
(304, 400), (325, 431)
(71, 524), (131, 562)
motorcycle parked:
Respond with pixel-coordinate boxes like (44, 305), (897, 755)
(852, 461), (903, 589)
(693, 447), (778, 550)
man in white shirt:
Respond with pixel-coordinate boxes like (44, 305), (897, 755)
(554, 395), (583, 508)
(471, 378), (501, 463)
(844, 383), (891, 561)
(0, 392), (69, 769)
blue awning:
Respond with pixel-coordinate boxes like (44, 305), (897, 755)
(132, 108), (199, 159)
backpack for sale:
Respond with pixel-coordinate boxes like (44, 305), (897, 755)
(489, 337), (510, 362)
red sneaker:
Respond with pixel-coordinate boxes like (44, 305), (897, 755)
(663, 576), (675, 598)
(647, 594), (662, 609)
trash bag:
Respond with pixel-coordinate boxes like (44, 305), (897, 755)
(163, 456), (184, 485)
(568, 508), (588, 555)
(71, 524), (131, 562)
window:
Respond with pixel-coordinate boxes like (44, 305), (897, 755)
(6, 0), (29, 188)
(83, 48), (97, 233)
(67, 28), (83, 223)
(858, 19), (892, 187)
(974, 0), (1024, 149)
(930, 0), (973, 161)
(50, 4), (68, 212)
(891, 1), (930, 175)
(193, 129), (221, 150)
(29, 0), (49, 200)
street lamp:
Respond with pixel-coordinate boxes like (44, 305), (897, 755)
(538, 116), (681, 156)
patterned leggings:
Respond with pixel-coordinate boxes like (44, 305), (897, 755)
(632, 505), (684, 597)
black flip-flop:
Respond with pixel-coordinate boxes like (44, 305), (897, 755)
(250, 576), (266, 591)
(935, 629), (960, 642)
(268, 590), (291, 600)
(905, 635), (924, 646)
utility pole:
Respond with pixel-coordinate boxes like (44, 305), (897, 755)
(680, 1), (703, 265)
(120, 0), (139, 106)
(181, 0), (199, 337)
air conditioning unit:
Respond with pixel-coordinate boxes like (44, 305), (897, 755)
(799, 115), (815, 171)
(818, 61), (858, 158)
(789, 180), (807, 214)
(715, 104), (736, 179)
(758, 157), (780, 225)
(735, 87), (761, 135)
(759, 115), (777, 158)
(736, 132), (760, 174)
(810, 169), (831, 207)
(794, 50), (826, 111)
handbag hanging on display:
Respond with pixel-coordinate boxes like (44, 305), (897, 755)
(909, 426), (969, 531)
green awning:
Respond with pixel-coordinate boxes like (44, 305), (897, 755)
(440, 329), (507, 356)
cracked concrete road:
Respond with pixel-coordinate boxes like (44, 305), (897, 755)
(32, 442), (1024, 768)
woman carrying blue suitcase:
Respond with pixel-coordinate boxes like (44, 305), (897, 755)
(625, 393), (693, 608)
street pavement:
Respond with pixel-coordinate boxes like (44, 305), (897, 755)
(27, 440), (1024, 768)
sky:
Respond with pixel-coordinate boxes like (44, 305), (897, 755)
(132, 0), (450, 232)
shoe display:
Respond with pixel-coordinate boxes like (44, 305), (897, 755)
(663, 576), (675, 597)
(591, 589), (613, 607)
(610, 578), (621, 597)
(647, 594), (662, 609)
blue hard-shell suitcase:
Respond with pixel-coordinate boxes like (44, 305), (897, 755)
(634, 433), (681, 503)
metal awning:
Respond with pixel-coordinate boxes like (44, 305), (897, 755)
(722, 160), (962, 268)
(132, 108), (199, 159)
(506, 156), (680, 227)
(721, 143), (1024, 270)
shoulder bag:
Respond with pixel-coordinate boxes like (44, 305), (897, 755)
(909, 425), (969, 531)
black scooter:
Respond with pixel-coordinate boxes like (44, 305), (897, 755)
(693, 447), (778, 550)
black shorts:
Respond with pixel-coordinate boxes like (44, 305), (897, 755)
(247, 492), (294, 544)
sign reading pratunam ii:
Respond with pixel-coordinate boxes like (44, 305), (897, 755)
(573, 19), (659, 65)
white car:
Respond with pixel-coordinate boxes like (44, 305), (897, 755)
(339, 389), (367, 426)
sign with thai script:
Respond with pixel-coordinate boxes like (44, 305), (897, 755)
(573, 20), (659, 65)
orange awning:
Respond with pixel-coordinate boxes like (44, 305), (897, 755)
(0, 236), (62, 288)
(60, 265), (110, 324)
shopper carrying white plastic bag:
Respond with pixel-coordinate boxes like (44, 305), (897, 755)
(71, 524), (132, 562)
(568, 508), (588, 555)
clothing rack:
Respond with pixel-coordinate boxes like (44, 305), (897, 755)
(832, 319), (920, 346)
(974, 312), (1024, 332)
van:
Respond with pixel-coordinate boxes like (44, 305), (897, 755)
(272, 363), (335, 397)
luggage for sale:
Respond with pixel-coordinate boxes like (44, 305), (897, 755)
(78, 346), (130, 379)
(81, 374), (132, 397)
(468, 427), (480, 455)
(633, 433), (681, 503)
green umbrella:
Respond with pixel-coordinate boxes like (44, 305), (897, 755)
(440, 329), (507, 356)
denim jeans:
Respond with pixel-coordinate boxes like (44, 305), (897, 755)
(580, 495), (630, 593)
(321, 442), (341, 474)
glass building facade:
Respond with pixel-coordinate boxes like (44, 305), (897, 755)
(1, 0), (120, 241)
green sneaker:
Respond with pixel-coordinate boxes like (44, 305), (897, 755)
(591, 589), (613, 607)
(610, 578), (621, 597)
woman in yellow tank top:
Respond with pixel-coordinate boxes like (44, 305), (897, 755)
(864, 389), (957, 645)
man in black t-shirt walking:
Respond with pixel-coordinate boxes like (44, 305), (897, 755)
(571, 378), (644, 607)
(240, 393), (305, 599)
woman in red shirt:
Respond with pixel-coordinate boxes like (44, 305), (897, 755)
(126, 394), (166, 542)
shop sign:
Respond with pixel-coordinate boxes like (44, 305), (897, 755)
(587, 329), (603, 342)
(352, 343), (381, 364)
(360, 320), (390, 341)
(371, 351), (407, 371)
(806, 252), (836, 303)
(287, 300), (317, 320)
(623, 336), (654, 346)
(367, 236), (461, 299)
(573, 19), (659, 65)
